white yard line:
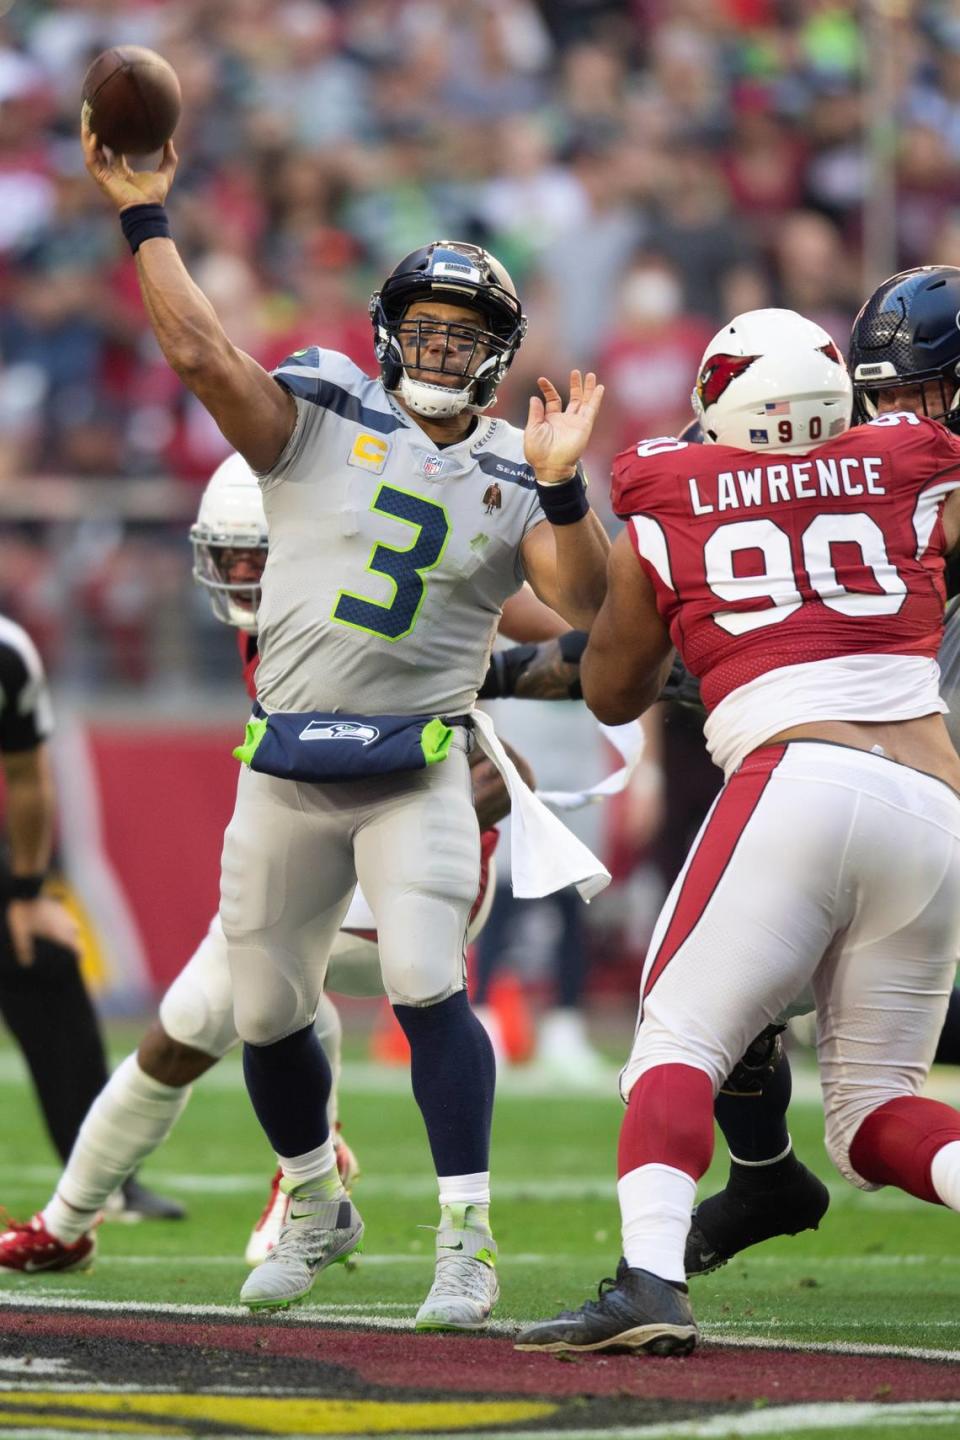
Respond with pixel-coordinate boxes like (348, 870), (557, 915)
(0, 1166), (941, 1212)
(2, 1249), (959, 1270)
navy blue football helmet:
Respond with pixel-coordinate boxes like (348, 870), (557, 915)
(369, 241), (526, 419)
(849, 266), (960, 432)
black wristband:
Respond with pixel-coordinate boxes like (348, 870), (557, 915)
(558, 629), (588, 698)
(120, 203), (171, 255)
(535, 464), (589, 526)
(477, 642), (538, 699)
(6, 873), (45, 901)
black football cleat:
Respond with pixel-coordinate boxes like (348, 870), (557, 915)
(684, 1158), (829, 1276)
(514, 1259), (698, 1356)
(106, 1176), (187, 1223)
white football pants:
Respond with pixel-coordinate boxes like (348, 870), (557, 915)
(620, 741), (960, 1189)
(219, 731), (479, 1043)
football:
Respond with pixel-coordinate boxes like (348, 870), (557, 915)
(81, 46), (181, 156)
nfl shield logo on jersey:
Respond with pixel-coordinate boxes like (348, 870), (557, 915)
(423, 455), (445, 478)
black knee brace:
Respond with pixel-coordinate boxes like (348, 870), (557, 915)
(720, 1023), (787, 1097)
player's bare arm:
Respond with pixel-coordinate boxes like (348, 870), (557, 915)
(2, 746), (79, 966)
(81, 118), (295, 473)
(944, 488), (960, 552)
(581, 531), (673, 725)
(499, 584), (569, 642)
(520, 371), (610, 627)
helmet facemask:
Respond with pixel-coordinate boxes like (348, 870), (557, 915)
(370, 241), (526, 418)
(853, 363), (960, 429)
(190, 532), (266, 633)
(386, 310), (514, 418)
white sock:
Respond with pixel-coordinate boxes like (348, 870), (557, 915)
(278, 1138), (339, 1191)
(618, 1163), (696, 1284)
(313, 994), (342, 1130)
(43, 1054), (191, 1244)
(437, 1171), (491, 1209)
(931, 1140), (960, 1209)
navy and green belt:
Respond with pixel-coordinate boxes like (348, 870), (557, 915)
(234, 701), (470, 782)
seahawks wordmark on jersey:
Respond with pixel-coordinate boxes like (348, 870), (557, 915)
(252, 347), (545, 718)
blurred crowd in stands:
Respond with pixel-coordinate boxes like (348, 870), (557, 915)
(0, 0), (956, 682)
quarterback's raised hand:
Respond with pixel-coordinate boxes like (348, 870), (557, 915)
(524, 370), (605, 484)
(81, 109), (177, 211)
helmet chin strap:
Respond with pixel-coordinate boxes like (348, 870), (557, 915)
(397, 371), (474, 418)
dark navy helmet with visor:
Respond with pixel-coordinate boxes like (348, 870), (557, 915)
(369, 241), (526, 419)
(849, 266), (960, 432)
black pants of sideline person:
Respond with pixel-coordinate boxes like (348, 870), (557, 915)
(0, 916), (110, 1164)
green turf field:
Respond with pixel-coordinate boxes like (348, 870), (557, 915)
(2, 1023), (959, 1349)
(1, 1021), (959, 1439)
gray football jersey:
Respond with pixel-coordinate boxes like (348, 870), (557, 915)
(253, 347), (546, 716)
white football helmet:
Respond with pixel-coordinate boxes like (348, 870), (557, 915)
(692, 308), (852, 453)
(190, 453), (267, 633)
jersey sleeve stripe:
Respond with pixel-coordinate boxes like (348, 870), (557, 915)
(630, 515), (675, 591)
(273, 371), (408, 436)
(913, 478), (960, 557)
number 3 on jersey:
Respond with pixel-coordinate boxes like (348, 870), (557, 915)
(333, 484), (450, 641)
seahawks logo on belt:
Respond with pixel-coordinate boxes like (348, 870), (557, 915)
(299, 721), (380, 744)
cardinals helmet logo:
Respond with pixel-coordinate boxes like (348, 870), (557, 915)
(696, 353), (760, 410)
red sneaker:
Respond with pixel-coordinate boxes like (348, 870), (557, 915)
(244, 1168), (288, 1266)
(334, 1125), (360, 1190)
(0, 1214), (96, 1273)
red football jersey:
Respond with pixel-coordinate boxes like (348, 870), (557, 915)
(237, 629), (259, 702)
(612, 414), (960, 712)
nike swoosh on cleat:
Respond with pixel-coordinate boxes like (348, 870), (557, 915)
(439, 1241), (464, 1251)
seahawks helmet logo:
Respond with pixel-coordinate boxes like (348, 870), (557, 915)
(299, 721), (380, 745)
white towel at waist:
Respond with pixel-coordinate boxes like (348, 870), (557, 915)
(537, 720), (645, 810)
(470, 709), (610, 902)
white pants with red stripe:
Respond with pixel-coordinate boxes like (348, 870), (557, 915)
(621, 741), (960, 1189)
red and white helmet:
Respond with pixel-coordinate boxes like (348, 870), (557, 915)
(692, 308), (852, 452)
(190, 453), (267, 633)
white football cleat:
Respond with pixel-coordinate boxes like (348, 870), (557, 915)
(245, 1132), (361, 1267)
(415, 1204), (499, 1331)
(240, 1186), (363, 1310)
